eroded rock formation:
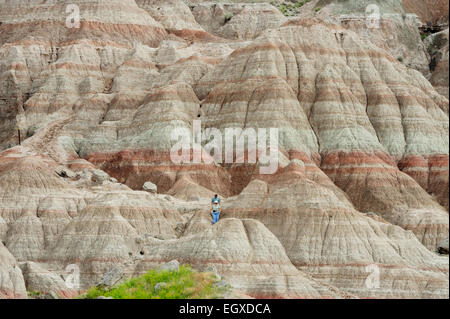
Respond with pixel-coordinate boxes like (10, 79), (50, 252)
(0, 242), (27, 299)
(0, 0), (448, 299)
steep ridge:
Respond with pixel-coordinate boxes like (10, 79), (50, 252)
(133, 217), (354, 298)
(289, 0), (431, 76)
(0, 242), (27, 299)
(189, 1), (288, 40)
(19, 261), (78, 298)
(135, 0), (217, 41)
(81, 82), (234, 195)
(196, 19), (449, 249)
(424, 28), (449, 99)
(0, 142), (348, 298)
(0, 0), (448, 299)
(0, 0), (166, 46)
(0, 0), (167, 149)
(402, 0), (449, 27)
(0, 0), (233, 196)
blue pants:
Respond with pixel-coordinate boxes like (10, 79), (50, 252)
(212, 211), (220, 224)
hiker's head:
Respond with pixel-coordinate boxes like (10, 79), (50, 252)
(214, 194), (218, 198)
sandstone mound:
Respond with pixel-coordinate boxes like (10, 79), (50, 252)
(0, 0), (167, 47)
(19, 261), (77, 298)
(166, 175), (217, 200)
(196, 19), (449, 248)
(190, 2), (287, 40)
(0, 0), (447, 299)
(82, 82), (233, 195)
(291, 0), (445, 87)
(425, 28), (449, 99)
(136, 0), (218, 42)
(41, 190), (183, 288)
(134, 217), (351, 298)
(0, 0), (164, 150)
(222, 167), (449, 298)
(403, 0), (449, 27)
(0, 242), (27, 299)
(0, 140), (181, 293)
(0, 150), (84, 261)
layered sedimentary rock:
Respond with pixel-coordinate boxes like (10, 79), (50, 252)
(41, 190), (182, 288)
(197, 19), (449, 249)
(290, 0), (431, 75)
(0, 137), (180, 293)
(136, 0), (213, 41)
(221, 164), (449, 298)
(134, 217), (352, 298)
(0, 0), (167, 150)
(403, 0), (449, 27)
(0, 143), (342, 298)
(0, 0), (448, 299)
(425, 28), (449, 99)
(82, 82), (233, 195)
(0, 242), (27, 299)
(166, 175), (217, 200)
(190, 2), (287, 40)
(0, 0), (167, 46)
(19, 262), (77, 298)
(0, 152), (82, 260)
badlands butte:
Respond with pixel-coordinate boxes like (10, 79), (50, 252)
(0, 0), (448, 299)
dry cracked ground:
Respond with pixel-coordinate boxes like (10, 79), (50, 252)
(0, 0), (448, 299)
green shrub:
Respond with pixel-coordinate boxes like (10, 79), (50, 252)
(224, 13), (233, 23)
(295, 0), (309, 8)
(27, 291), (41, 298)
(278, 4), (288, 15)
(272, 1), (311, 17)
(397, 56), (403, 62)
(314, 7), (321, 12)
(80, 265), (227, 299)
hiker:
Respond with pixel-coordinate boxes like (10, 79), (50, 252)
(211, 194), (221, 224)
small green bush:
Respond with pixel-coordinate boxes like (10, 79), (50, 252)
(80, 265), (227, 299)
(272, 1), (311, 17)
(314, 7), (321, 12)
(27, 291), (41, 298)
(224, 13), (233, 23)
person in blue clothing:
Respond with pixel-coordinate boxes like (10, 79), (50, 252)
(210, 194), (221, 224)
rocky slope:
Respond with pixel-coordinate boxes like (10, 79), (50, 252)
(264, 0), (449, 96)
(0, 242), (27, 299)
(403, 0), (449, 28)
(425, 28), (449, 98)
(0, 0), (448, 299)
